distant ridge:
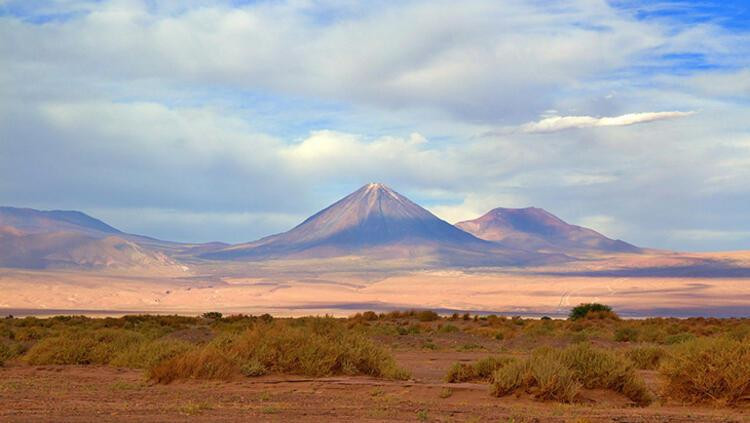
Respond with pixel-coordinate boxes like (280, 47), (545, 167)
(0, 207), (188, 270)
(456, 207), (640, 254)
(0, 206), (121, 235)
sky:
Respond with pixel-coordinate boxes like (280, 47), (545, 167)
(1, 0), (749, 251)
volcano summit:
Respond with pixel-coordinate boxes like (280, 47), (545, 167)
(203, 183), (551, 266)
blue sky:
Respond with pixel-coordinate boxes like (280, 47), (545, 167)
(1, 0), (749, 251)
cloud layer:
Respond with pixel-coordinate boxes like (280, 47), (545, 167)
(1, 0), (749, 250)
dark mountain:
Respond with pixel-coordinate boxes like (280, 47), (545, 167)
(203, 183), (558, 266)
(455, 207), (640, 254)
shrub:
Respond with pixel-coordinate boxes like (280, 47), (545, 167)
(417, 310), (439, 322)
(444, 363), (476, 383)
(528, 352), (580, 402)
(14, 326), (47, 341)
(361, 311), (379, 321)
(438, 324), (459, 334)
(397, 325), (420, 336)
(240, 359), (268, 377)
(25, 329), (145, 365)
(150, 319), (410, 383)
(475, 356), (514, 379)
(445, 356), (516, 383)
(490, 344), (651, 406)
(614, 327), (639, 342)
(0, 341), (24, 364)
(568, 303), (618, 321)
(201, 312), (223, 320)
(110, 338), (193, 369)
(626, 346), (665, 370)
(491, 360), (528, 397)
(149, 347), (237, 383)
(664, 332), (695, 345)
(660, 337), (750, 406)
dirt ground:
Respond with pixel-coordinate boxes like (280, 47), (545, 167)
(2, 350), (748, 422)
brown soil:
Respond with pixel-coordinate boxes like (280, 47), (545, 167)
(1, 353), (747, 422)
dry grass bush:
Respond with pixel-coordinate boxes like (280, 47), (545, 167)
(614, 327), (639, 342)
(445, 356), (516, 383)
(437, 324), (459, 334)
(150, 318), (410, 383)
(416, 310), (439, 322)
(491, 344), (652, 406)
(25, 329), (145, 365)
(521, 320), (556, 338)
(528, 352), (580, 402)
(660, 337), (750, 406)
(491, 359), (527, 396)
(149, 347), (237, 382)
(110, 338), (193, 369)
(0, 340), (25, 365)
(625, 345), (666, 370)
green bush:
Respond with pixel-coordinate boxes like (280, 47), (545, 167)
(660, 337), (750, 406)
(568, 303), (618, 321)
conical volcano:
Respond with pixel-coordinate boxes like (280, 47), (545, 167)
(203, 183), (545, 265)
(271, 183), (481, 247)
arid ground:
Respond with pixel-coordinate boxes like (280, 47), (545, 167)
(1, 311), (749, 422)
(1, 358), (747, 422)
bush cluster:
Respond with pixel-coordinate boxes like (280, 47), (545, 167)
(444, 356), (516, 383)
(568, 303), (619, 321)
(150, 318), (410, 383)
(660, 337), (750, 406)
(491, 343), (652, 406)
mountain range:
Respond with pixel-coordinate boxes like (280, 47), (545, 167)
(0, 207), (183, 270)
(0, 184), (640, 269)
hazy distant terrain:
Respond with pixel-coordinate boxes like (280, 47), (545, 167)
(1, 184), (749, 317)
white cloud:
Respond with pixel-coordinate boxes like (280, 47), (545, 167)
(1, 1), (749, 251)
(0, 0), (675, 123)
(520, 111), (695, 133)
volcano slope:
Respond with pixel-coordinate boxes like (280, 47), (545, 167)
(204, 183), (560, 267)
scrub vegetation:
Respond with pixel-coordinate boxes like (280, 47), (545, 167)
(1, 304), (749, 409)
